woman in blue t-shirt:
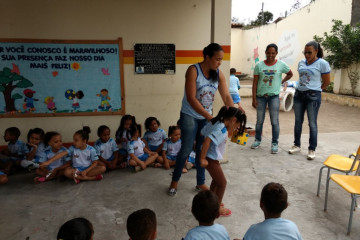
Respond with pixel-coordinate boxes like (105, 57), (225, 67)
(168, 43), (245, 196)
(287, 41), (331, 160)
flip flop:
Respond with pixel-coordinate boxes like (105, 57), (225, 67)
(34, 177), (46, 183)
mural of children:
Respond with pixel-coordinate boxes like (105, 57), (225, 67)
(44, 96), (56, 112)
(23, 89), (38, 112)
(72, 91), (84, 111)
(96, 88), (111, 110)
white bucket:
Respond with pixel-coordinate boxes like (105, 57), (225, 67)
(279, 87), (295, 112)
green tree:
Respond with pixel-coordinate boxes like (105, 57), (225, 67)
(314, 20), (360, 96)
(250, 11), (273, 26)
(0, 67), (33, 112)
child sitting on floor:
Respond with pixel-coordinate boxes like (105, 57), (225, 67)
(239, 182), (303, 240)
(127, 209), (157, 240)
(57, 217), (94, 240)
(115, 114), (137, 164)
(143, 117), (167, 154)
(127, 124), (158, 172)
(183, 190), (231, 240)
(20, 127), (46, 170)
(0, 127), (28, 174)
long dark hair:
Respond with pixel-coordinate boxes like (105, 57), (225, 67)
(211, 106), (247, 136)
(116, 114), (136, 139)
(203, 43), (223, 81)
(306, 41), (323, 58)
(127, 124), (142, 141)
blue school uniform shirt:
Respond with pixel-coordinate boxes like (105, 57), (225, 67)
(297, 58), (331, 92)
(188, 150), (196, 164)
(229, 74), (240, 94)
(162, 139), (181, 156)
(94, 138), (118, 160)
(127, 137), (145, 157)
(201, 121), (228, 160)
(8, 140), (28, 160)
(116, 130), (128, 151)
(45, 147), (70, 170)
(66, 145), (98, 168)
(183, 223), (230, 240)
(181, 63), (219, 119)
(28, 142), (47, 163)
(143, 128), (166, 147)
(243, 218), (303, 240)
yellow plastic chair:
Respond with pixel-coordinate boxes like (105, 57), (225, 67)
(324, 173), (360, 235)
(316, 146), (360, 196)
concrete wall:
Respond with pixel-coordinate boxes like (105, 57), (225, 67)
(0, 0), (231, 144)
(231, 0), (353, 87)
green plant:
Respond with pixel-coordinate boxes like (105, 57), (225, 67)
(323, 82), (334, 93)
(314, 20), (360, 96)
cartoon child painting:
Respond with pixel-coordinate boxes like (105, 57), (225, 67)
(23, 89), (38, 112)
(96, 88), (111, 110)
(65, 89), (84, 112)
(44, 96), (56, 112)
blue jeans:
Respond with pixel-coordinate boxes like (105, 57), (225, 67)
(255, 95), (280, 144)
(172, 112), (207, 185)
(293, 90), (321, 150)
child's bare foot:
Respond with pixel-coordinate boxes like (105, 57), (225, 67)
(195, 184), (209, 191)
(185, 162), (193, 170)
(140, 162), (147, 169)
(134, 166), (142, 172)
(219, 207), (232, 217)
(182, 168), (188, 173)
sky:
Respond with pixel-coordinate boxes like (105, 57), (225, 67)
(232, 0), (312, 24)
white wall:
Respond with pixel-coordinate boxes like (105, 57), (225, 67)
(0, 0), (232, 144)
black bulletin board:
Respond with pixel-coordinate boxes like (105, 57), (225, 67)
(134, 44), (175, 74)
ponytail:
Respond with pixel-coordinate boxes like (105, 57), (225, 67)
(168, 125), (180, 137)
(211, 106), (247, 136)
(306, 41), (323, 58)
(75, 126), (91, 143)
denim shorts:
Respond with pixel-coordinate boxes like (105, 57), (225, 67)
(75, 166), (90, 172)
(167, 155), (177, 161)
(138, 153), (149, 161)
(231, 93), (241, 103)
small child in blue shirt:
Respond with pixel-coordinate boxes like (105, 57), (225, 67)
(240, 182), (303, 240)
(229, 68), (241, 107)
(127, 209), (157, 240)
(183, 190), (231, 240)
(34, 131), (71, 183)
(95, 125), (123, 170)
(41, 127), (106, 184)
(200, 106), (246, 217)
(143, 117), (167, 154)
(20, 128), (46, 170)
(127, 124), (158, 172)
(0, 127), (28, 175)
(115, 114), (137, 164)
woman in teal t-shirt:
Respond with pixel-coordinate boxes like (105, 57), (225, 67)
(251, 43), (293, 154)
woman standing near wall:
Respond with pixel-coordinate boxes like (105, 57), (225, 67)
(168, 43), (244, 196)
(287, 41), (330, 160)
(251, 44), (293, 154)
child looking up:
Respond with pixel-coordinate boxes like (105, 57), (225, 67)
(127, 209), (157, 240)
(143, 117), (166, 154)
(94, 125), (123, 170)
(240, 182), (303, 240)
(41, 127), (106, 184)
(200, 106), (246, 217)
(34, 131), (71, 183)
(20, 127), (46, 170)
(183, 190), (230, 240)
(127, 124), (158, 172)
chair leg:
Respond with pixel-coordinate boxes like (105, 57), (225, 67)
(317, 166), (327, 196)
(347, 194), (356, 235)
(324, 176), (331, 211)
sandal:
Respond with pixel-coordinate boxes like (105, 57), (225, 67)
(195, 184), (209, 192)
(119, 162), (127, 169)
(34, 177), (46, 183)
(95, 174), (103, 180)
(168, 188), (177, 196)
(219, 207), (232, 217)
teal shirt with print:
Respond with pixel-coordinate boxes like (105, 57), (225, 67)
(254, 60), (291, 96)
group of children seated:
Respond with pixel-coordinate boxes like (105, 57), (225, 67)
(0, 115), (195, 184)
(56, 183), (302, 240)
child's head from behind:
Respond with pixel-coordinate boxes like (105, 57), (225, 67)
(211, 106), (247, 136)
(260, 182), (288, 216)
(57, 217), (93, 240)
(127, 208), (157, 240)
(127, 124), (141, 140)
(74, 126), (91, 148)
(4, 127), (21, 142)
(44, 131), (62, 151)
(27, 128), (45, 146)
(97, 125), (110, 143)
(168, 125), (180, 142)
(230, 68), (236, 75)
(145, 117), (160, 132)
(192, 190), (220, 225)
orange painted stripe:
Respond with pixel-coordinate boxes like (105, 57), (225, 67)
(122, 45), (230, 64)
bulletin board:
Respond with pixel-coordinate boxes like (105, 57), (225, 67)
(0, 38), (125, 118)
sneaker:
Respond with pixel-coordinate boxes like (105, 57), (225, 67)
(288, 145), (301, 154)
(271, 143), (279, 154)
(251, 140), (261, 149)
(168, 188), (177, 196)
(307, 150), (316, 160)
